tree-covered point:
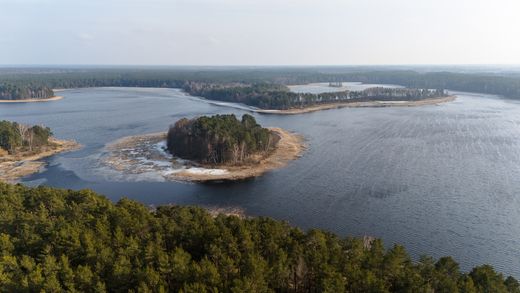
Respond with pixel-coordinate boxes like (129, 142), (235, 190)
(0, 120), (52, 154)
(167, 114), (274, 165)
(0, 84), (54, 100)
(0, 182), (518, 292)
(184, 82), (446, 110)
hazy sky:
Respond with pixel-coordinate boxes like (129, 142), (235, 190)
(1, 0), (520, 65)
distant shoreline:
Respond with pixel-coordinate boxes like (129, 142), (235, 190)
(103, 127), (305, 182)
(0, 96), (64, 103)
(255, 95), (457, 115)
(0, 138), (81, 183)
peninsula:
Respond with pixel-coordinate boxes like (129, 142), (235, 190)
(183, 82), (454, 113)
(254, 95), (457, 114)
(0, 121), (80, 182)
(0, 96), (63, 103)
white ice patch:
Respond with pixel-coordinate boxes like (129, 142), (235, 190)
(183, 167), (229, 176)
(102, 138), (229, 181)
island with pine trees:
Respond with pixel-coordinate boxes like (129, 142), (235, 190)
(103, 114), (304, 182)
(0, 120), (80, 182)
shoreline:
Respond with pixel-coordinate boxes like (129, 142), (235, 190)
(254, 95), (457, 115)
(103, 127), (305, 182)
(0, 138), (81, 183)
(0, 96), (64, 103)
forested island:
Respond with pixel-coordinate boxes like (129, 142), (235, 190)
(104, 114), (304, 182)
(0, 182), (517, 292)
(167, 114), (274, 165)
(0, 121), (79, 182)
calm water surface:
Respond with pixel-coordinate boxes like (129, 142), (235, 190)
(288, 81), (403, 93)
(1, 87), (519, 277)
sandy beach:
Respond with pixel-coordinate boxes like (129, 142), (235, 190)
(103, 127), (305, 182)
(255, 95), (456, 115)
(0, 96), (64, 103)
(0, 138), (81, 183)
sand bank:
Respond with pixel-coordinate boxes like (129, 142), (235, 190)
(0, 138), (81, 183)
(0, 96), (64, 103)
(255, 96), (456, 115)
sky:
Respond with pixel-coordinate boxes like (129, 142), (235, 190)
(1, 0), (520, 66)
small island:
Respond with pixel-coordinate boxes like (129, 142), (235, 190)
(0, 121), (80, 182)
(103, 114), (304, 182)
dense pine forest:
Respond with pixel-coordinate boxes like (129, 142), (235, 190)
(0, 182), (517, 292)
(167, 114), (273, 165)
(183, 82), (446, 110)
(0, 84), (53, 100)
(0, 121), (52, 154)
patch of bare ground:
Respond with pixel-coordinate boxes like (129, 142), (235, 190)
(0, 138), (81, 183)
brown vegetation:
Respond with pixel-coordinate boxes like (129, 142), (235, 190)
(0, 138), (80, 183)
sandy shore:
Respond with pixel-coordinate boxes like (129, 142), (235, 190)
(255, 95), (456, 115)
(175, 127), (304, 182)
(0, 138), (81, 183)
(103, 127), (305, 182)
(0, 96), (64, 103)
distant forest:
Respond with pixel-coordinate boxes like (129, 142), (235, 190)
(1, 67), (520, 105)
(0, 182), (518, 292)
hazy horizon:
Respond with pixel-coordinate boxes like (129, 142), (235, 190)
(2, 0), (520, 65)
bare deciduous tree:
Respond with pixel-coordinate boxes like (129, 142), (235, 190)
(16, 123), (29, 147)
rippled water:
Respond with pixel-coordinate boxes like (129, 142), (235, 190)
(1, 87), (519, 277)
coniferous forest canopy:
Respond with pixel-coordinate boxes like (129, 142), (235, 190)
(167, 114), (273, 165)
(0, 182), (518, 292)
(2, 67), (520, 107)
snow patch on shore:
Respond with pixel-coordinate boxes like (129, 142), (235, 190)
(102, 137), (229, 182)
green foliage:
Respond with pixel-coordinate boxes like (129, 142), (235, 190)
(0, 84), (53, 100)
(0, 182), (516, 292)
(0, 121), (21, 153)
(185, 83), (446, 110)
(167, 114), (273, 165)
(0, 121), (52, 154)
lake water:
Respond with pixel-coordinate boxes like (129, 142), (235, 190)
(1, 87), (519, 277)
(288, 81), (403, 94)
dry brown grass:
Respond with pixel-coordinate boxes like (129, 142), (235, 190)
(0, 138), (81, 183)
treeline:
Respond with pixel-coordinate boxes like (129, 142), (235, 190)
(0, 182), (518, 292)
(184, 82), (446, 110)
(0, 121), (52, 154)
(2, 67), (520, 101)
(167, 114), (273, 165)
(324, 71), (520, 99)
(0, 84), (53, 100)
